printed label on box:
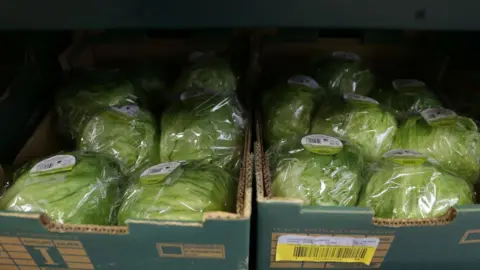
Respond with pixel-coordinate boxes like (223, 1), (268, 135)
(275, 235), (379, 265)
(157, 243), (225, 259)
(0, 236), (92, 269)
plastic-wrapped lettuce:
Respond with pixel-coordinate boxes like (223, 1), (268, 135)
(359, 150), (474, 219)
(262, 75), (324, 146)
(268, 135), (363, 206)
(160, 90), (245, 170)
(117, 161), (236, 224)
(315, 51), (375, 95)
(392, 109), (480, 183)
(173, 55), (237, 96)
(372, 79), (442, 118)
(56, 70), (138, 138)
(78, 104), (156, 174)
(0, 153), (122, 225)
(311, 95), (397, 162)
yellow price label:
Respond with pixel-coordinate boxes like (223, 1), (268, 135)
(276, 243), (377, 265)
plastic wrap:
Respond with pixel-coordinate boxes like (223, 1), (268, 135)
(311, 96), (397, 162)
(372, 79), (442, 118)
(0, 153), (123, 225)
(315, 52), (375, 95)
(393, 113), (480, 183)
(173, 55), (237, 96)
(159, 90), (246, 171)
(268, 136), (363, 206)
(359, 154), (474, 219)
(78, 105), (156, 174)
(117, 161), (236, 224)
(262, 75), (324, 147)
(56, 70), (139, 139)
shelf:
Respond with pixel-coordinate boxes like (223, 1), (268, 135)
(1, 0), (480, 30)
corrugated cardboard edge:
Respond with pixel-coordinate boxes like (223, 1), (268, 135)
(13, 111), (65, 168)
(256, 110), (457, 228)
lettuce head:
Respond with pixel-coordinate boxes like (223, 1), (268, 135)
(393, 115), (480, 183)
(268, 139), (363, 206)
(56, 70), (138, 139)
(173, 56), (237, 96)
(78, 105), (156, 174)
(359, 159), (474, 219)
(117, 161), (236, 224)
(0, 153), (123, 225)
(311, 97), (397, 162)
(372, 80), (442, 118)
(315, 52), (374, 95)
(160, 90), (245, 171)
(262, 75), (324, 146)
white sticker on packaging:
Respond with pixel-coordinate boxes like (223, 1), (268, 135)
(141, 162), (181, 178)
(421, 108), (457, 126)
(288, 75), (321, 89)
(332, 51), (361, 61)
(30, 155), (76, 175)
(278, 235), (380, 248)
(344, 93), (379, 105)
(301, 134), (343, 155)
(111, 104), (140, 117)
(384, 149), (425, 158)
(392, 79), (426, 90)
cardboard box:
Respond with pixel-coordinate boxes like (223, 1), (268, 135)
(0, 37), (252, 270)
(255, 39), (480, 270)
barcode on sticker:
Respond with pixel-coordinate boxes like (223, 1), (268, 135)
(302, 135), (342, 147)
(292, 245), (369, 260)
(141, 162), (181, 178)
(276, 235), (379, 265)
(288, 75), (321, 89)
(332, 51), (360, 61)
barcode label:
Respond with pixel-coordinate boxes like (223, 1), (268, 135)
(421, 108), (457, 126)
(141, 162), (181, 178)
(111, 104), (139, 117)
(276, 235), (379, 265)
(301, 134), (343, 155)
(392, 79), (425, 90)
(332, 51), (361, 61)
(30, 155), (76, 175)
(140, 162), (181, 185)
(288, 75), (321, 89)
(344, 93), (379, 106)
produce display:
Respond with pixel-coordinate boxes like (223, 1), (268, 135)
(78, 105), (156, 174)
(372, 79), (442, 118)
(359, 152), (474, 219)
(262, 75), (324, 147)
(160, 90), (246, 171)
(0, 153), (123, 225)
(268, 136), (363, 206)
(118, 161), (236, 224)
(311, 96), (397, 162)
(315, 51), (375, 95)
(393, 113), (480, 183)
